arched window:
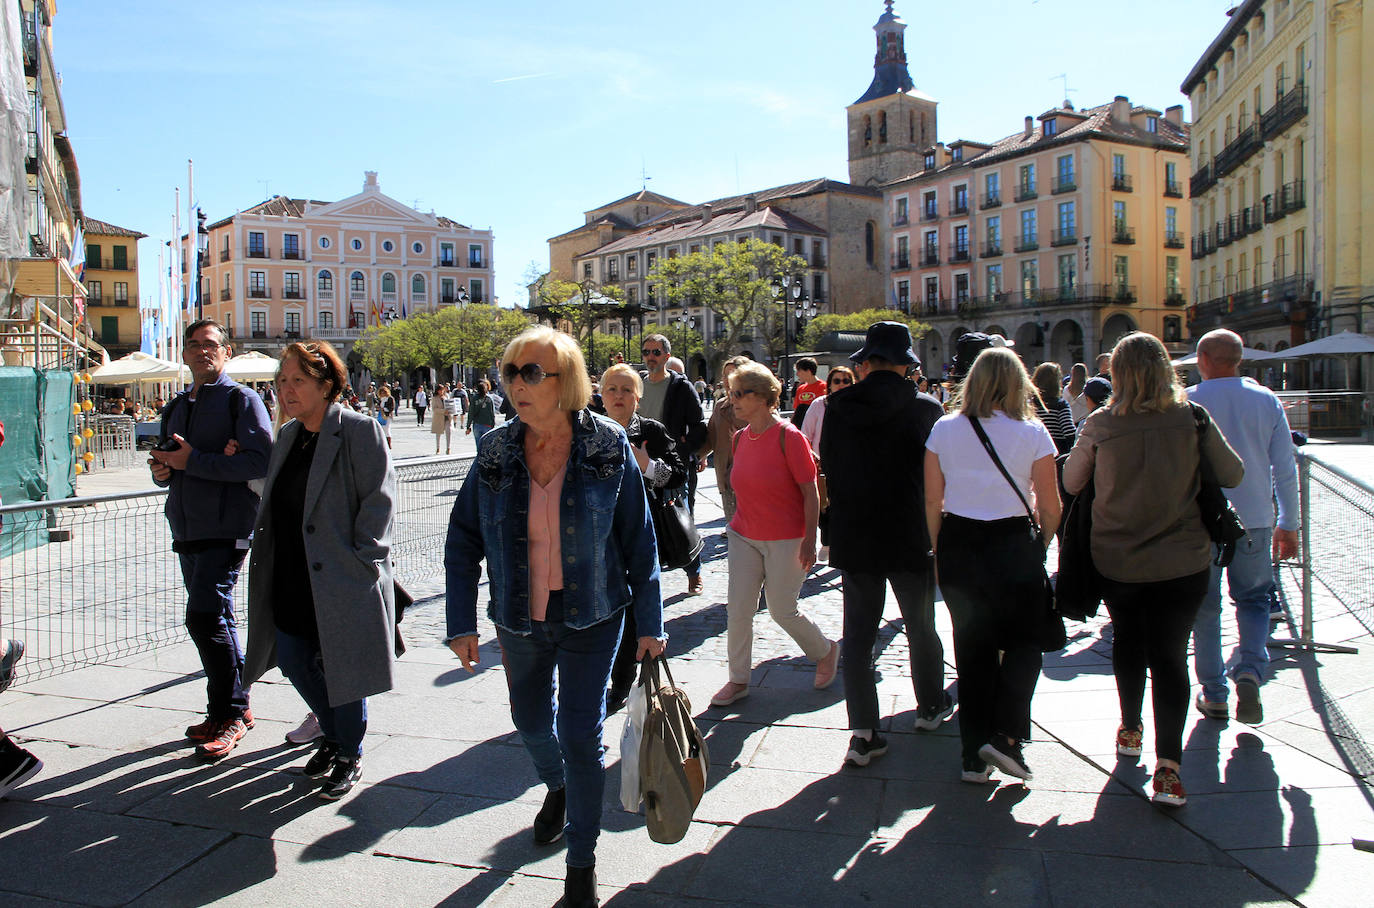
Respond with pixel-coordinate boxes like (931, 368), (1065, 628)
(879, 111), (888, 144)
(381, 272), (396, 293)
(865, 222), (876, 266)
(350, 271), (365, 294)
(863, 116), (872, 148)
(411, 274), (425, 295)
(317, 270), (333, 291)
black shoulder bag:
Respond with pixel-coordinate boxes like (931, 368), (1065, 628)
(1189, 402), (1246, 568)
(967, 416), (1067, 652)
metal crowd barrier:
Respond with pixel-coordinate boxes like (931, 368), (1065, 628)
(1272, 450), (1369, 655)
(0, 454), (473, 684)
(84, 415), (139, 472)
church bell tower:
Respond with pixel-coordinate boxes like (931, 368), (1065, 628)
(847, 1), (938, 186)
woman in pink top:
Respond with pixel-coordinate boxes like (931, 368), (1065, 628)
(710, 361), (838, 708)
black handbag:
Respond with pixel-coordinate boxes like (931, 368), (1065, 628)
(1189, 403), (1246, 568)
(1054, 459), (1102, 622)
(651, 486), (704, 571)
(967, 417), (1067, 653)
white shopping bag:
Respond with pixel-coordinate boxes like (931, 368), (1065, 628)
(619, 680), (648, 812)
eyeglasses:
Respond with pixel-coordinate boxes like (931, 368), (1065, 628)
(185, 341), (224, 353)
(641, 348), (663, 357)
(729, 389), (756, 401)
(502, 362), (561, 386)
(830, 377), (853, 386)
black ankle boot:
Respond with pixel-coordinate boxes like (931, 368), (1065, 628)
(564, 863), (597, 908)
(533, 786), (566, 845)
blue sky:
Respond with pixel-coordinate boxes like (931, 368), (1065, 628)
(56, 0), (1239, 309)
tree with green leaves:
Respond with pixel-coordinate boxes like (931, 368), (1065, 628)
(799, 308), (930, 352)
(649, 238), (809, 375)
(354, 304), (532, 381)
(528, 271), (626, 366)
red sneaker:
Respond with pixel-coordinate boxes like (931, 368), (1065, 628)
(196, 718), (249, 760)
(1151, 767), (1187, 807)
(187, 709), (254, 742)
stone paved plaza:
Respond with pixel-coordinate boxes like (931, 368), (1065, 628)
(1, 410), (1371, 906)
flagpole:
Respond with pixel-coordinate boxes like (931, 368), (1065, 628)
(173, 187), (182, 370)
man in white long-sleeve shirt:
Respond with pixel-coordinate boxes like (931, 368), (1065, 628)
(1186, 329), (1299, 725)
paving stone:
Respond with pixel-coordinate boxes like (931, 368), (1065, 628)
(692, 765), (883, 836)
(4, 740), (194, 815)
(0, 801), (228, 906)
(1180, 785), (1374, 849)
(1041, 851), (1289, 907)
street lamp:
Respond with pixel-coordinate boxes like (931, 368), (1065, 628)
(195, 209), (208, 320)
(775, 277), (814, 407)
(456, 287), (470, 386)
(677, 302), (696, 367)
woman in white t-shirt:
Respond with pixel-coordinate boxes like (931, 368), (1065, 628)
(924, 347), (1061, 785)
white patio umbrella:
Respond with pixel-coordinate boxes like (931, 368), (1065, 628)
(89, 351), (189, 384)
(1170, 347), (1274, 368)
(224, 350), (281, 382)
(1258, 330), (1374, 361)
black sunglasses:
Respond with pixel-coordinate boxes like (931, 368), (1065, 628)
(830, 376), (853, 386)
(502, 362), (560, 385)
(641, 348), (663, 357)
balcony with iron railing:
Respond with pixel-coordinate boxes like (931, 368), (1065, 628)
(246, 248), (269, 259)
(920, 206), (940, 222)
(282, 249), (303, 261)
(1216, 220), (1234, 248)
(892, 212), (909, 227)
(950, 283), (1135, 315)
(1263, 180), (1306, 224)
(1165, 231), (1185, 249)
(1239, 206), (1262, 237)
(949, 198), (969, 217)
(920, 250), (940, 267)
(948, 243), (971, 264)
(248, 288), (271, 299)
(980, 192), (1002, 210)
(437, 258), (457, 267)
(981, 241), (1003, 258)
(1050, 228), (1077, 247)
(1051, 175), (1076, 195)
(1261, 83), (1307, 141)
(892, 252), (911, 270)
(219, 249), (230, 262)
(1014, 183), (1038, 202)
(1013, 233), (1039, 253)
(1191, 161), (1216, 197)
(1112, 225), (1136, 245)
(283, 290), (304, 300)
(811, 254), (827, 268)
(1192, 231), (1215, 260)
(1112, 284), (1138, 303)
(219, 288), (231, 301)
(1164, 179), (1184, 198)
(1215, 121), (1263, 178)
(1189, 272), (1314, 325)
(1112, 173), (1133, 192)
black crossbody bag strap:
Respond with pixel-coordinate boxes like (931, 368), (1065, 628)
(967, 415), (1039, 532)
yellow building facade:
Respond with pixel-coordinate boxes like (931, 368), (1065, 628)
(82, 218), (145, 357)
(1323, 1), (1374, 339)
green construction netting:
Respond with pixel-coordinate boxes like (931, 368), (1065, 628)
(0, 366), (75, 558)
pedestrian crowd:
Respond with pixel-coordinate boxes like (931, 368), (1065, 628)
(0, 314), (1300, 908)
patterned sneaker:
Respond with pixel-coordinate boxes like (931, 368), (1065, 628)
(187, 709), (254, 742)
(303, 741), (341, 779)
(1151, 766), (1187, 807)
(960, 759), (995, 784)
(318, 757), (362, 801)
(196, 718), (249, 760)
(1116, 726), (1144, 758)
(1195, 694), (1229, 720)
(844, 734), (888, 767)
(0, 737), (42, 799)
(913, 693), (955, 731)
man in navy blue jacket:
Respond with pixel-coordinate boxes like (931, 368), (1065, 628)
(150, 319), (272, 760)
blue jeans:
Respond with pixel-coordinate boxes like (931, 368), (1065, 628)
(1193, 528), (1275, 701)
(275, 630), (368, 760)
(497, 596), (621, 869)
(179, 546), (249, 721)
(472, 423), (493, 445)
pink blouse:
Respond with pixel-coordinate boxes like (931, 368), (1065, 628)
(527, 461), (567, 621)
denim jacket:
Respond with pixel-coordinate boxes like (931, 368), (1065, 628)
(445, 409), (663, 639)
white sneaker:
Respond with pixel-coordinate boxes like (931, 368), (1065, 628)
(285, 712), (323, 745)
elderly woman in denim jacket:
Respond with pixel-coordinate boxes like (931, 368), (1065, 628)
(444, 326), (663, 908)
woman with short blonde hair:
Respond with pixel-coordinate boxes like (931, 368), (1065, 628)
(501, 325), (593, 412)
(1108, 332), (1187, 415)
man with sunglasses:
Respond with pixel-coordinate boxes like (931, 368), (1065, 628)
(149, 319), (272, 761)
(820, 322), (950, 767)
(638, 334), (708, 594)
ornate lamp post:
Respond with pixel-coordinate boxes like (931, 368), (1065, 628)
(195, 210), (209, 320)
(677, 302), (697, 369)
(456, 287), (470, 385)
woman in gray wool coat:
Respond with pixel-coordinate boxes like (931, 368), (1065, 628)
(245, 340), (397, 801)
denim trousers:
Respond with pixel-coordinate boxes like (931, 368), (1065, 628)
(841, 569), (945, 731)
(1192, 528), (1275, 701)
(1102, 568), (1210, 764)
(178, 546), (250, 721)
(497, 594), (621, 869)
(275, 630), (368, 760)
(936, 515), (1045, 765)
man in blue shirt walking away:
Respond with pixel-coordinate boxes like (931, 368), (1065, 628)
(1187, 329), (1299, 724)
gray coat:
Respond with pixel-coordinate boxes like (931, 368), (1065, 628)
(245, 402), (397, 707)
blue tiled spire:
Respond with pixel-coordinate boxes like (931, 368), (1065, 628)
(854, 1), (915, 104)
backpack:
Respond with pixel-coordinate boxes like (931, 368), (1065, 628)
(638, 655), (708, 844)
